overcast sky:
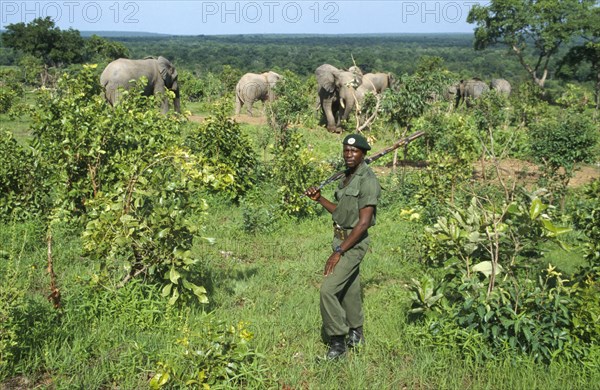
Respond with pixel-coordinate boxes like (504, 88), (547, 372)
(1, 1), (485, 35)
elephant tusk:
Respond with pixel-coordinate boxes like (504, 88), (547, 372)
(340, 99), (345, 109)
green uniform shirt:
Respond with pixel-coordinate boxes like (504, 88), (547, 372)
(332, 161), (381, 229)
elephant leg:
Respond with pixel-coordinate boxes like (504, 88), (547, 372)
(235, 95), (242, 115)
(322, 99), (339, 132)
(246, 99), (254, 116)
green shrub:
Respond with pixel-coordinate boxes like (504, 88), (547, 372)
(271, 128), (326, 217)
(529, 108), (598, 207)
(0, 130), (49, 220)
(149, 311), (266, 389)
(571, 180), (600, 268)
(185, 102), (258, 200)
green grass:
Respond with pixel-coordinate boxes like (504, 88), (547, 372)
(1, 177), (598, 389)
(1, 98), (598, 388)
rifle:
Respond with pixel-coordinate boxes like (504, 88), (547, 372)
(307, 130), (425, 193)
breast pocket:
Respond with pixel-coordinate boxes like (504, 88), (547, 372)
(335, 185), (360, 226)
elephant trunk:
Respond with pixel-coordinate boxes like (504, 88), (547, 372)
(172, 80), (181, 113)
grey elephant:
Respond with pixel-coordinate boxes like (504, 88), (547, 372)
(456, 78), (490, 107)
(354, 72), (393, 111)
(100, 56), (180, 114)
(235, 71), (282, 116)
(490, 78), (511, 96)
(361, 72), (393, 94)
(316, 64), (363, 133)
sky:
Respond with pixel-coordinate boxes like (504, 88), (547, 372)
(1, 1), (486, 35)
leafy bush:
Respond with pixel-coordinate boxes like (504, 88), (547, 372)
(409, 191), (600, 364)
(0, 280), (25, 378)
(149, 311), (266, 388)
(0, 68), (25, 114)
(178, 70), (205, 103)
(529, 108), (598, 207)
(571, 180), (600, 268)
(0, 130), (49, 220)
(268, 70), (318, 129)
(185, 102), (258, 200)
(271, 128), (326, 217)
(28, 64), (234, 304)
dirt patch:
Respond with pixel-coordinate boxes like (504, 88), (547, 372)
(188, 114), (268, 126)
(472, 158), (599, 188)
(372, 158), (599, 188)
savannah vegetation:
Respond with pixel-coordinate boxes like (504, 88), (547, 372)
(1, 1), (600, 388)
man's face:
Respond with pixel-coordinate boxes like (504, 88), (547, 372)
(343, 145), (365, 168)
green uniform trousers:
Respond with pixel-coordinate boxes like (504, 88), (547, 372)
(320, 234), (370, 337)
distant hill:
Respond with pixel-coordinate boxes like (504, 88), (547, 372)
(80, 31), (172, 38)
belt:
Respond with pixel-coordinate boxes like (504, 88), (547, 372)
(333, 223), (352, 240)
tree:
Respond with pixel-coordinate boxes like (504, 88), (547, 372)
(557, 7), (600, 110)
(467, 0), (598, 88)
(84, 35), (130, 62)
(1, 17), (84, 68)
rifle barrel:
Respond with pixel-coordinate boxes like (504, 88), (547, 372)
(313, 130), (425, 191)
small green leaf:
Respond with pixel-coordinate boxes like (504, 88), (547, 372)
(529, 198), (547, 220)
(149, 371), (170, 389)
(472, 261), (503, 277)
(169, 267), (181, 284)
(161, 283), (172, 297)
(168, 288), (180, 305)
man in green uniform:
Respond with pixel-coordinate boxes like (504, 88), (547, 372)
(305, 133), (381, 360)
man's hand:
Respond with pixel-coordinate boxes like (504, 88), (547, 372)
(324, 252), (342, 276)
(304, 186), (321, 201)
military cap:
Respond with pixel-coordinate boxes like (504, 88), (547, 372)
(342, 133), (371, 151)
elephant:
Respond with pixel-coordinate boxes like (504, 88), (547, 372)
(490, 78), (512, 96)
(361, 72), (394, 94)
(354, 72), (393, 110)
(455, 78), (490, 107)
(100, 56), (180, 114)
(235, 71), (282, 116)
(316, 64), (363, 133)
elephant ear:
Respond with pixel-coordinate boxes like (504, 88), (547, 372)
(157, 56), (175, 80)
(265, 71), (281, 85)
(316, 64), (340, 93)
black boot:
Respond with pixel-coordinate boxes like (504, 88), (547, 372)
(347, 327), (365, 349)
(326, 335), (347, 360)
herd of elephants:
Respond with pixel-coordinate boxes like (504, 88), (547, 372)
(99, 56), (512, 133)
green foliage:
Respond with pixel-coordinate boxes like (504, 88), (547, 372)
(529, 108), (599, 205)
(409, 111), (480, 218)
(185, 103), (258, 199)
(240, 182), (281, 234)
(471, 91), (529, 159)
(83, 34), (130, 62)
(271, 129), (325, 217)
(82, 149), (216, 305)
(467, 0), (596, 87)
(410, 189), (596, 364)
(0, 69), (24, 114)
(178, 70), (205, 103)
(423, 194), (570, 275)
(149, 312), (265, 388)
(0, 130), (49, 220)
(0, 220), (41, 379)
(29, 64), (233, 304)
(381, 69), (453, 130)
(268, 70), (318, 129)
(1, 17), (85, 67)
(0, 272), (25, 378)
(571, 180), (600, 267)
